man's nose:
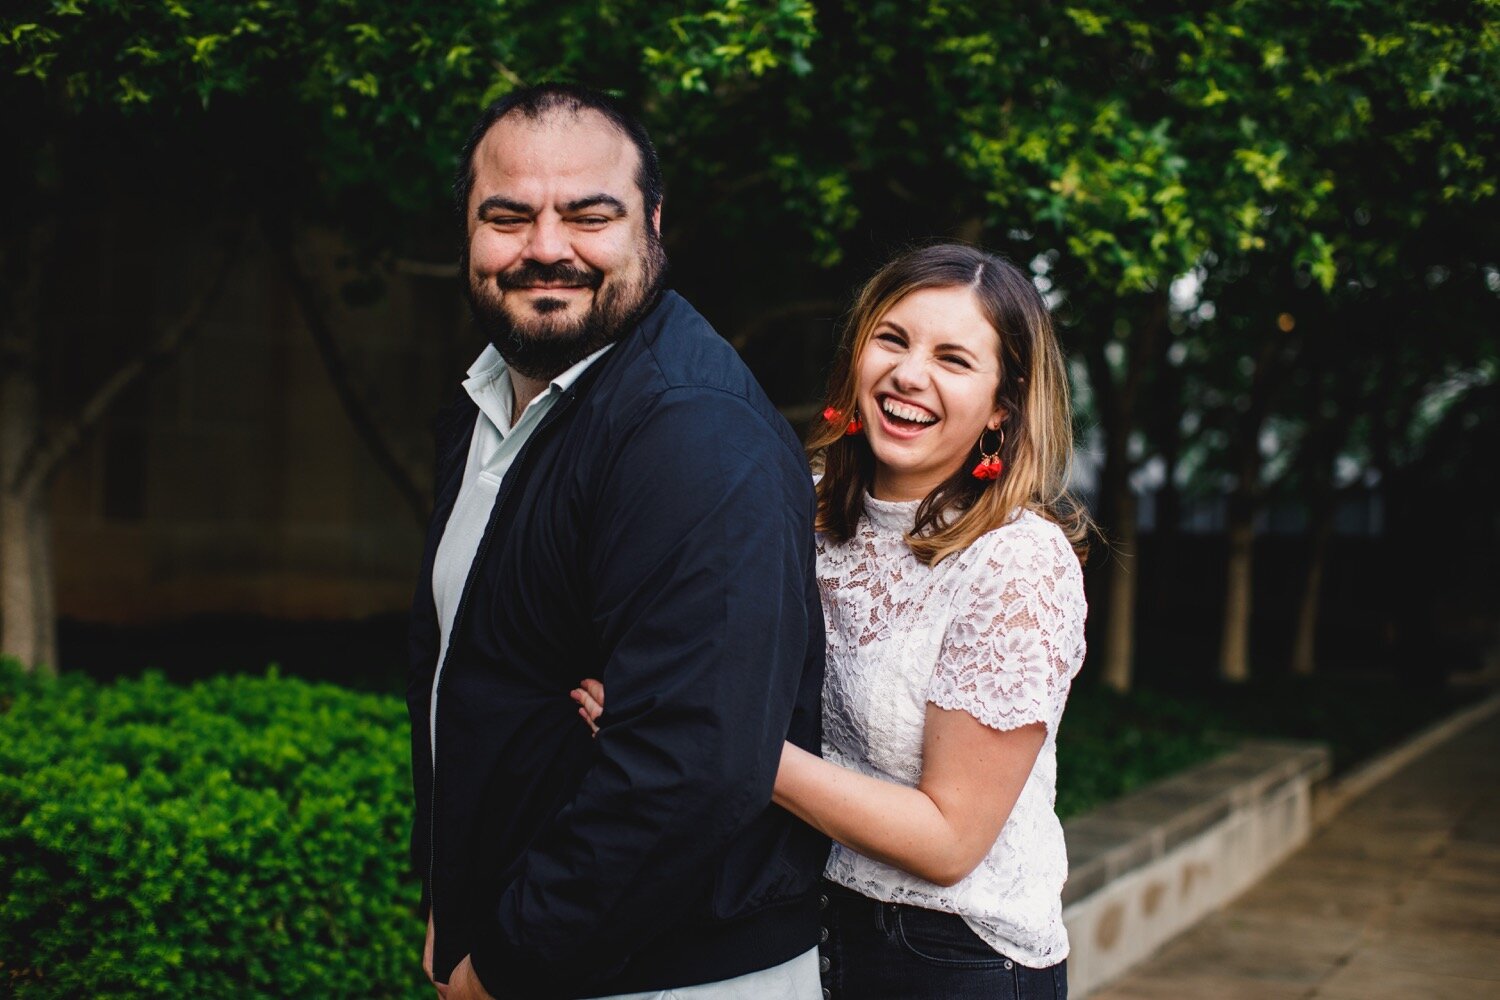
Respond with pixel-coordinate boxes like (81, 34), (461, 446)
(524, 216), (572, 264)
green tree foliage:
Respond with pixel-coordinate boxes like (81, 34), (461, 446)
(4, 0), (1491, 341)
(1, 0), (818, 245)
(1, 0), (1495, 682)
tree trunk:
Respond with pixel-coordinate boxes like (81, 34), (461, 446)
(1087, 370), (1139, 694)
(0, 492), (36, 672)
(1218, 410), (1264, 684)
(1218, 513), (1254, 683)
(1085, 294), (1168, 694)
(1291, 507), (1333, 676)
(1, 391), (53, 674)
(1100, 488), (1139, 693)
(31, 501), (56, 672)
(0, 220), (51, 674)
(1218, 414), (1265, 684)
(1215, 309), (1289, 684)
(1290, 352), (1340, 679)
(1152, 351), (1184, 540)
(1, 220), (240, 673)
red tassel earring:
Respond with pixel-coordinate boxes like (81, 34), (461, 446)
(971, 427), (1005, 481)
(823, 405), (862, 435)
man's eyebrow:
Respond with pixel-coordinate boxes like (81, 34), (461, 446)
(475, 196), (533, 219)
(563, 194), (628, 215)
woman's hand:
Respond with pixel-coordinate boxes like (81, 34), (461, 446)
(570, 678), (606, 736)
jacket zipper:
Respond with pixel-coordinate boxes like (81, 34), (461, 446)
(427, 391), (580, 941)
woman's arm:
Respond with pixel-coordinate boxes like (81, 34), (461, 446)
(574, 679), (1046, 887)
(774, 708), (1045, 887)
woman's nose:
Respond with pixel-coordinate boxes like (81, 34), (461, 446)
(888, 352), (930, 391)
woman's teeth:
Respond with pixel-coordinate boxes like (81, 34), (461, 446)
(881, 398), (937, 425)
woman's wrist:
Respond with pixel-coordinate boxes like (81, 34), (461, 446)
(772, 741), (804, 810)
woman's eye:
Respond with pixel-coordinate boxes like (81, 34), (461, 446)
(875, 331), (904, 346)
(941, 355), (972, 369)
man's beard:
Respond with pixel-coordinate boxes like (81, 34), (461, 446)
(464, 233), (668, 382)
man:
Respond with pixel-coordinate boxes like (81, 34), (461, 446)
(407, 84), (829, 1000)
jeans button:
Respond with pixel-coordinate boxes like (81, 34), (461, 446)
(819, 894), (829, 910)
(820, 955), (831, 974)
(820, 926), (829, 943)
(1004, 959), (1014, 970)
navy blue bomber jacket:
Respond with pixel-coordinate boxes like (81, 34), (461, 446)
(407, 291), (829, 997)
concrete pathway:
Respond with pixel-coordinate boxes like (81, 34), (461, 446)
(1090, 708), (1500, 999)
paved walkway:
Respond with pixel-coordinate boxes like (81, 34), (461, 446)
(1091, 707), (1500, 999)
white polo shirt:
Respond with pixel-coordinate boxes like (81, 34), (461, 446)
(429, 342), (614, 761)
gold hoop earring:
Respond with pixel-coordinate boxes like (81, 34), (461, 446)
(971, 427), (1004, 481)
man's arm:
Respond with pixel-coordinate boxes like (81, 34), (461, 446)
(409, 400), (471, 932)
(407, 561), (440, 917)
(467, 388), (816, 995)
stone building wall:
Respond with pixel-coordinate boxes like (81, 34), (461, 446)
(45, 222), (472, 624)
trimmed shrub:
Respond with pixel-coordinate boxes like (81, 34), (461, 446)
(0, 659), (424, 998)
(1056, 686), (1231, 820)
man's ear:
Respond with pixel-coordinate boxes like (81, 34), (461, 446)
(651, 203), (662, 237)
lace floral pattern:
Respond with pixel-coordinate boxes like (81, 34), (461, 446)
(817, 496), (1086, 967)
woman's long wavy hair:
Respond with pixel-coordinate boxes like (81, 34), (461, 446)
(808, 243), (1091, 565)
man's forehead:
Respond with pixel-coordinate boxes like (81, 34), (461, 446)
(472, 109), (640, 199)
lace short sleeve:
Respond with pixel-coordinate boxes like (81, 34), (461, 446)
(926, 514), (1086, 735)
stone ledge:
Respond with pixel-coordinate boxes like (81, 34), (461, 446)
(1061, 739), (1330, 996)
(1061, 740), (1330, 908)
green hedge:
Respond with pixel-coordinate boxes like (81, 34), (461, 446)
(6, 653), (1462, 995)
(0, 660), (425, 998)
(1056, 687), (1232, 821)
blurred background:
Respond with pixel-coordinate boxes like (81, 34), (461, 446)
(6, 0), (1497, 708)
(1, 0), (1496, 995)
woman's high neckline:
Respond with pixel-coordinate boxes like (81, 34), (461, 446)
(863, 492), (921, 532)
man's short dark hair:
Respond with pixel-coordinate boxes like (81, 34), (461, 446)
(453, 83), (664, 223)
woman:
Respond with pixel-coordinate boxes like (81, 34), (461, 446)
(576, 243), (1088, 999)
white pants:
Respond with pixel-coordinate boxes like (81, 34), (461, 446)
(585, 947), (821, 1000)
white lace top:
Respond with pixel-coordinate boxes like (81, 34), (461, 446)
(817, 494), (1087, 967)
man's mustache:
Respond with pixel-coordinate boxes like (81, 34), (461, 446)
(496, 261), (605, 291)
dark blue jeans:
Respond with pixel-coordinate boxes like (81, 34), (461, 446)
(817, 881), (1067, 1000)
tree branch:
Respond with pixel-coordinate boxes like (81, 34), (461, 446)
(265, 222), (430, 525)
(13, 224), (247, 499)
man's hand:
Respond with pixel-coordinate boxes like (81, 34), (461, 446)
(424, 914), (449, 998)
(446, 955), (496, 1000)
